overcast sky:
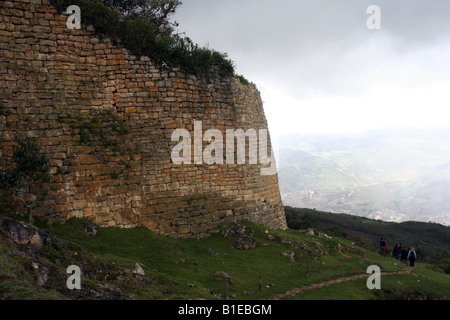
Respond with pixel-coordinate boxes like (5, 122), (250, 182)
(172, 0), (450, 138)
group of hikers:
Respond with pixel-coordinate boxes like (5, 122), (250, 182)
(379, 238), (417, 267)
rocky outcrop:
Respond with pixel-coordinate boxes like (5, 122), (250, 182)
(1, 216), (53, 248)
(0, 216), (153, 299)
(218, 221), (258, 250)
(233, 236), (258, 250)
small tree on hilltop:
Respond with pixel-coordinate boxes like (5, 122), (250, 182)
(0, 139), (50, 225)
(103, 0), (182, 34)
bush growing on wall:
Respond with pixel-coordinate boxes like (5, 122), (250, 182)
(103, 0), (182, 35)
(50, 0), (235, 79)
(0, 139), (51, 224)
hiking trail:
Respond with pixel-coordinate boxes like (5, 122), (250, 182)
(270, 267), (413, 300)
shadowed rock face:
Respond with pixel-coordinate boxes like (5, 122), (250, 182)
(1, 217), (53, 248)
(0, 0), (287, 237)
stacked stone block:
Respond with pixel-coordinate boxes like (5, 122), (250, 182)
(0, 0), (287, 237)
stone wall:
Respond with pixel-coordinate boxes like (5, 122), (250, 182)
(0, 0), (287, 237)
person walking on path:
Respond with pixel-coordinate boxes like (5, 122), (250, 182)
(407, 247), (417, 267)
(380, 238), (387, 257)
(393, 244), (401, 261)
(400, 246), (408, 267)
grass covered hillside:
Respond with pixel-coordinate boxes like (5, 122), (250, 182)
(285, 207), (450, 274)
(1, 213), (449, 300)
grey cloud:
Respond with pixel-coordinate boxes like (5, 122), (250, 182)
(173, 1), (450, 98)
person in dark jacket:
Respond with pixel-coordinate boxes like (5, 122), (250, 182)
(407, 247), (417, 267)
(393, 244), (401, 261)
(380, 238), (387, 257)
(400, 246), (408, 267)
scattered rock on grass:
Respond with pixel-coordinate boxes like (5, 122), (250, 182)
(133, 263), (145, 276)
(215, 271), (232, 282)
(31, 262), (49, 287)
(233, 236), (258, 250)
(282, 252), (296, 262)
(134, 274), (152, 288)
(221, 222), (254, 238)
(83, 222), (98, 237)
(208, 248), (219, 256)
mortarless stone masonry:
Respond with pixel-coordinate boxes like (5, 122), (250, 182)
(0, 0), (287, 237)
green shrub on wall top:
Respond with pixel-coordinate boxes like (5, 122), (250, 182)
(50, 0), (236, 80)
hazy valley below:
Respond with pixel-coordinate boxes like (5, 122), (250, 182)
(277, 127), (450, 226)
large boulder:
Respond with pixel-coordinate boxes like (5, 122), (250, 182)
(1, 217), (53, 248)
(219, 222), (258, 250)
(230, 222), (254, 236)
(220, 222), (254, 239)
(233, 236), (258, 250)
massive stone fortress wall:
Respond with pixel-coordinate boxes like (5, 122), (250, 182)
(0, 0), (287, 237)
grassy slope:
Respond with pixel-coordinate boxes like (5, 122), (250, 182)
(2, 215), (449, 300)
(295, 265), (450, 300)
(285, 207), (450, 272)
(0, 235), (67, 300)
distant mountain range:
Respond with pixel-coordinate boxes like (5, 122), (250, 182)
(277, 127), (450, 225)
